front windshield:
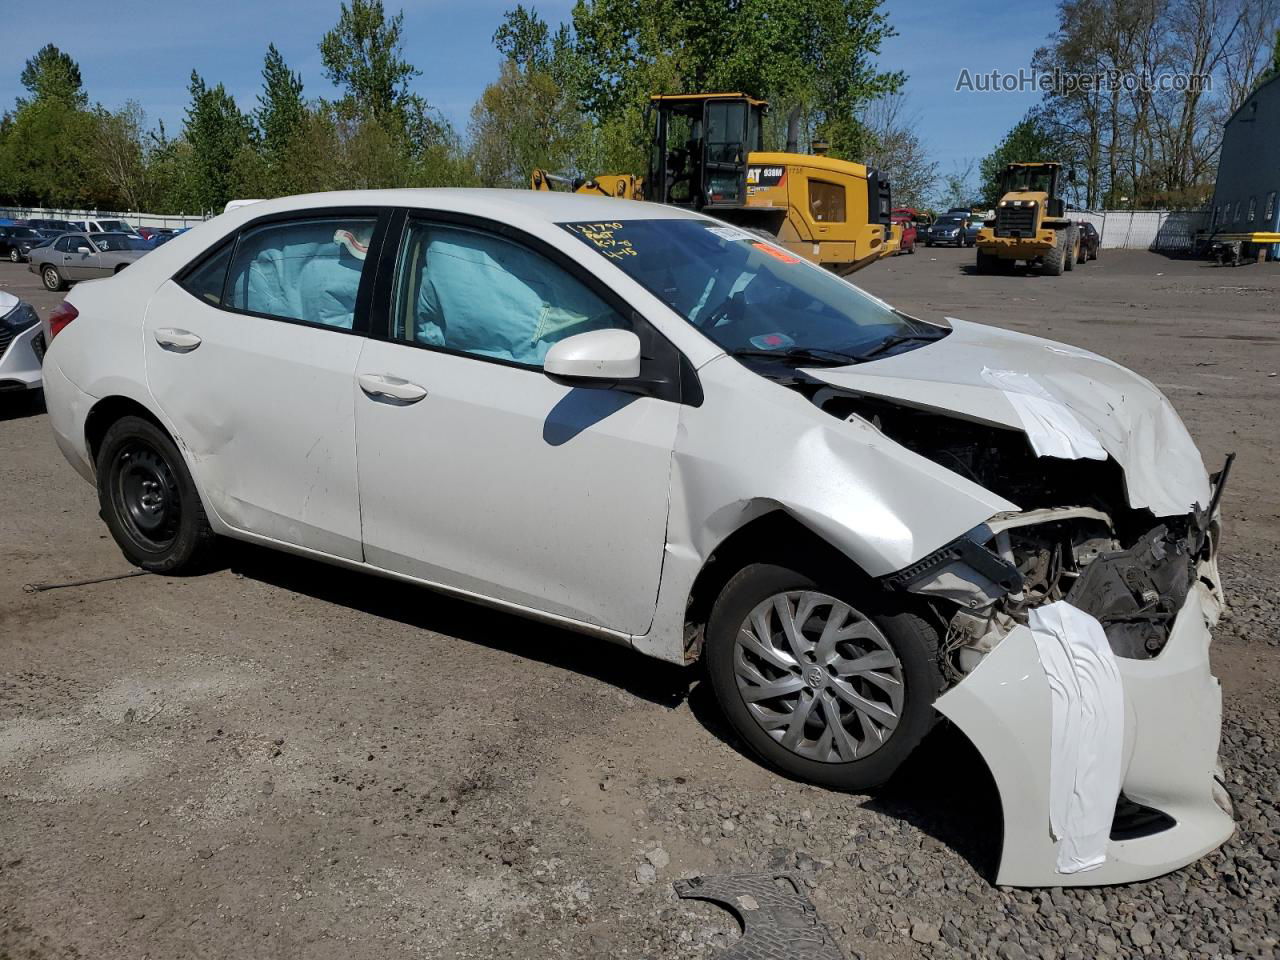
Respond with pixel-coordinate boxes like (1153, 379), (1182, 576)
(1002, 168), (1054, 193)
(935, 217), (963, 226)
(93, 233), (148, 252)
(559, 218), (941, 361)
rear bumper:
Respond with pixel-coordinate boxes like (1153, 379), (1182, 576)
(0, 323), (44, 392)
(935, 571), (1232, 887)
(42, 355), (96, 484)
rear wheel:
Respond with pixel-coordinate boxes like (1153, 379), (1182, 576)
(42, 265), (66, 291)
(705, 563), (943, 791)
(8, 248), (19, 263)
(96, 415), (216, 573)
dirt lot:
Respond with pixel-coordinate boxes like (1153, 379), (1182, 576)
(2, 249), (1278, 960)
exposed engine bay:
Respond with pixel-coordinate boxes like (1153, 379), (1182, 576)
(811, 390), (1225, 672)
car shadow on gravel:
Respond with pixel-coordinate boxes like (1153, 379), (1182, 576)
(0, 390), (45, 421)
(223, 541), (692, 708)
(686, 679), (1003, 880)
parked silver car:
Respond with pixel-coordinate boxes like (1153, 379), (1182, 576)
(28, 232), (150, 291)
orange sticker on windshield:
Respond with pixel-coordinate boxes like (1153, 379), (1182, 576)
(752, 242), (800, 264)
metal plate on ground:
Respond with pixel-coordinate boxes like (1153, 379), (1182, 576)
(673, 873), (845, 960)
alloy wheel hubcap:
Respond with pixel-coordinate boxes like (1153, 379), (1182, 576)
(733, 590), (904, 764)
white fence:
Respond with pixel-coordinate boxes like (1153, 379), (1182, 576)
(1072, 209), (1209, 251)
(0, 206), (209, 229)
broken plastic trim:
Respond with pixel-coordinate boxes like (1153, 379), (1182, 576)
(880, 524), (1023, 597)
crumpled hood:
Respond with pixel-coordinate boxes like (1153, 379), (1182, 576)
(807, 318), (1211, 517)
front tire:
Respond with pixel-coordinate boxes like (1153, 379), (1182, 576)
(705, 563), (943, 791)
(96, 415), (216, 573)
(42, 265), (66, 291)
(1042, 232), (1067, 276)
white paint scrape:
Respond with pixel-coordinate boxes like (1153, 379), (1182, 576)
(1028, 600), (1125, 874)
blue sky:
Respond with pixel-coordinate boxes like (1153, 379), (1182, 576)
(1, 0), (1057, 174)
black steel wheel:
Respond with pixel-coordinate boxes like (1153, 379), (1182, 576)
(96, 415), (215, 573)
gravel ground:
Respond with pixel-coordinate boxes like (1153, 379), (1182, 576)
(1, 250), (1278, 959)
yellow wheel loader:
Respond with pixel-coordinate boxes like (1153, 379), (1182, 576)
(530, 93), (894, 274)
(975, 162), (1081, 276)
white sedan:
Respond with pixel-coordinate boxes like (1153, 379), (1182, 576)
(40, 189), (1233, 886)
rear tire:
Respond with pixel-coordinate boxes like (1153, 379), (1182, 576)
(705, 563), (943, 791)
(42, 265), (66, 291)
(96, 415), (216, 573)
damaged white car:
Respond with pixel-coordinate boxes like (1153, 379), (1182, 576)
(39, 190), (1233, 887)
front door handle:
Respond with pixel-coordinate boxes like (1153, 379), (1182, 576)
(154, 328), (202, 353)
(358, 373), (427, 405)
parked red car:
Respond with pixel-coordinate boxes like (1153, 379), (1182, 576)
(891, 215), (917, 254)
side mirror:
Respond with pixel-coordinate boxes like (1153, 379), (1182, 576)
(76, 245), (91, 253)
(544, 329), (641, 384)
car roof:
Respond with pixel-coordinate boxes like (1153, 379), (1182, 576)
(215, 188), (702, 226)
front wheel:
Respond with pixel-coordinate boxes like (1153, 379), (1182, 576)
(8, 248), (19, 263)
(96, 415), (216, 573)
(42, 265), (66, 291)
(705, 563), (943, 791)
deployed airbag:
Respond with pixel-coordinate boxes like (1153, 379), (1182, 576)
(415, 228), (619, 364)
(1028, 600), (1125, 874)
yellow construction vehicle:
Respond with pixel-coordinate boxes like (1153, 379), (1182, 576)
(530, 93), (893, 274)
(975, 162), (1081, 275)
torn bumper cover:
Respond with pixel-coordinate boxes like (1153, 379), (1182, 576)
(935, 574), (1232, 887)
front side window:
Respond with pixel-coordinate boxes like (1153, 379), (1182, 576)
(391, 221), (626, 367)
(809, 180), (846, 222)
(224, 217), (376, 330)
(560, 218), (940, 363)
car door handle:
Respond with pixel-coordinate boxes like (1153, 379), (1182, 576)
(154, 328), (202, 353)
(358, 373), (427, 404)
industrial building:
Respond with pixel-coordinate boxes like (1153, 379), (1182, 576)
(1210, 71), (1280, 260)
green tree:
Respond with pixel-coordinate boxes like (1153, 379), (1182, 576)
(319, 0), (420, 127)
(569, 0), (903, 166)
(257, 43), (306, 180)
(181, 71), (255, 212)
(469, 7), (589, 186)
(979, 111), (1061, 205)
(18, 44), (86, 107)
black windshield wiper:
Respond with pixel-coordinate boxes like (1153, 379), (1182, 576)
(851, 330), (946, 361)
(729, 346), (864, 367)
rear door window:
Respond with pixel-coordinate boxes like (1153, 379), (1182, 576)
(179, 242), (234, 306)
(224, 217), (377, 330)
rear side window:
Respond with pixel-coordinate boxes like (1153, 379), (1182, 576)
(180, 242), (233, 306)
(224, 217), (376, 330)
(809, 180), (846, 222)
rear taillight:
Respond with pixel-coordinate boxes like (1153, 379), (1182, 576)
(47, 301), (78, 340)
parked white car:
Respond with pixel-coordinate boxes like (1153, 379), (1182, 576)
(71, 217), (143, 237)
(0, 290), (44, 393)
(40, 189), (1233, 887)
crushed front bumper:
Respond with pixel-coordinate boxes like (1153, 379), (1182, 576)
(935, 570), (1232, 887)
